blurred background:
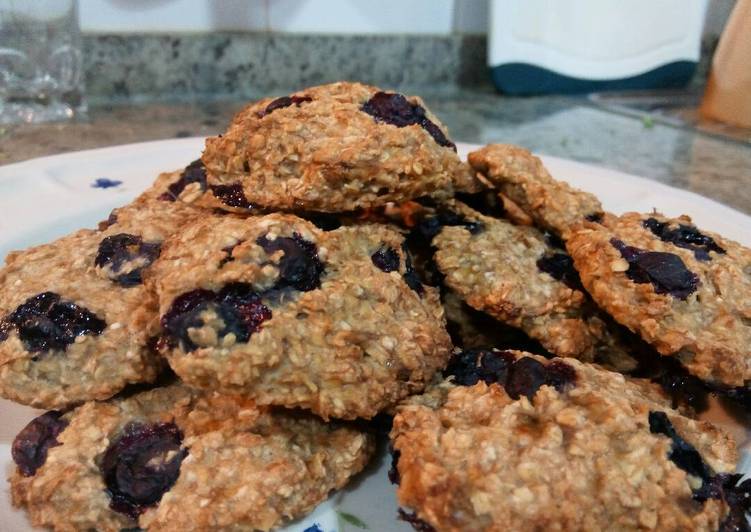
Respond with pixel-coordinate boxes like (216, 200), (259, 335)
(1, 0), (749, 211)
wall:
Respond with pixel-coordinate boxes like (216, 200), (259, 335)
(79, 0), (732, 37)
(79, 0), (482, 34)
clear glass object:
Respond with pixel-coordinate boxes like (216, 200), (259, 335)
(0, 0), (85, 124)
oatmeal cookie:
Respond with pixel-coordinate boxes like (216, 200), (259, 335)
(567, 211), (751, 389)
(10, 383), (374, 531)
(468, 144), (603, 237)
(391, 349), (744, 532)
(429, 200), (633, 368)
(0, 229), (163, 409)
(147, 213), (452, 420)
(202, 81), (463, 213)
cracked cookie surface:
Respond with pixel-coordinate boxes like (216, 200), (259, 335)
(147, 213), (452, 420)
(391, 349), (739, 532)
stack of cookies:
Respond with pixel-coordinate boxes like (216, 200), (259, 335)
(2, 82), (749, 531)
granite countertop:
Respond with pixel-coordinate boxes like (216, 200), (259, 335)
(2, 88), (750, 215)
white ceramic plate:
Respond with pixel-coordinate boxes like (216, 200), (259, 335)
(1, 140), (749, 532)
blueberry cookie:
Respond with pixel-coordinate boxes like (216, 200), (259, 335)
(0, 229), (163, 409)
(10, 383), (374, 531)
(468, 144), (603, 237)
(567, 211), (751, 389)
(391, 349), (746, 531)
(147, 213), (452, 420)
(429, 200), (633, 368)
(201, 81), (463, 213)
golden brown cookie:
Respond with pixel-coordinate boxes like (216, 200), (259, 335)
(428, 200), (633, 368)
(0, 229), (162, 409)
(468, 144), (603, 238)
(202, 82), (463, 212)
(567, 211), (751, 388)
(147, 213), (452, 420)
(10, 384), (374, 531)
(391, 349), (743, 532)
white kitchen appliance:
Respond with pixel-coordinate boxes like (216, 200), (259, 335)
(488, 0), (709, 94)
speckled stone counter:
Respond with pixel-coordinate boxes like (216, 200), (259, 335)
(2, 88), (750, 215)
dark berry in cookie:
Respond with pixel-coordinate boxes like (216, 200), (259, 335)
(544, 360), (579, 392)
(1, 292), (106, 353)
(158, 159), (207, 202)
(257, 95), (312, 118)
(101, 422), (187, 518)
(11, 411), (68, 477)
(415, 209), (484, 241)
(443, 349), (515, 386)
(505, 357), (550, 401)
(257, 233), (324, 291)
(210, 183), (256, 209)
(611, 239), (699, 300)
(361, 92), (456, 150)
(95, 233), (161, 287)
(372, 247), (400, 273)
(536, 252), (583, 291)
(643, 218), (725, 261)
(160, 284), (272, 352)
(445, 350), (577, 400)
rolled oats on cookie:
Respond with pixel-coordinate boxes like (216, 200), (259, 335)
(428, 199), (634, 369)
(202, 81), (465, 213)
(147, 212), (452, 420)
(0, 229), (163, 409)
(10, 383), (374, 531)
(468, 143), (603, 238)
(391, 349), (745, 531)
(567, 211), (751, 389)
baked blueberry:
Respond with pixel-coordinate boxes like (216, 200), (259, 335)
(158, 159), (207, 202)
(101, 422), (187, 518)
(210, 183), (256, 209)
(256, 95), (312, 118)
(11, 411), (68, 477)
(95, 234), (161, 287)
(643, 217), (725, 261)
(611, 239), (699, 300)
(257, 233), (324, 292)
(160, 284), (271, 352)
(371, 246), (400, 273)
(361, 92), (455, 150)
(1, 292), (106, 353)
